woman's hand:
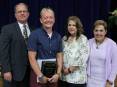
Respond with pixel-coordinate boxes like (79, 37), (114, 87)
(68, 66), (77, 73)
(106, 80), (113, 87)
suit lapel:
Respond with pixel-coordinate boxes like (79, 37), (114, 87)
(28, 25), (33, 32)
(14, 22), (26, 44)
(15, 22), (33, 45)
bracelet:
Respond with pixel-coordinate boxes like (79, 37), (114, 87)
(68, 68), (71, 73)
(38, 74), (44, 81)
(107, 80), (113, 85)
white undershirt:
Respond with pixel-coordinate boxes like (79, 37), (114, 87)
(18, 22), (31, 37)
(48, 32), (52, 38)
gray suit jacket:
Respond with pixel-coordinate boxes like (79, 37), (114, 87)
(0, 22), (32, 81)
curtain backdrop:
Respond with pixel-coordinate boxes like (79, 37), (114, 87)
(0, 0), (111, 38)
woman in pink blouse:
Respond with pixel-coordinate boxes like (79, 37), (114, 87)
(87, 20), (117, 87)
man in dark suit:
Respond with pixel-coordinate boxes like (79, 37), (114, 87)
(0, 3), (31, 87)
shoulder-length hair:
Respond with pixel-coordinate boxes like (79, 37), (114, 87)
(65, 16), (84, 41)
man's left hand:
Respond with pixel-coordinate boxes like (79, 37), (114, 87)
(48, 74), (59, 83)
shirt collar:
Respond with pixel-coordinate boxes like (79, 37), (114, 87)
(41, 27), (56, 38)
(18, 22), (28, 29)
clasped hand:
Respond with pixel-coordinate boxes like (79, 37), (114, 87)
(63, 66), (77, 75)
(39, 74), (59, 84)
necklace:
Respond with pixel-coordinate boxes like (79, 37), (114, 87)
(96, 44), (99, 49)
(96, 41), (102, 49)
(95, 38), (106, 49)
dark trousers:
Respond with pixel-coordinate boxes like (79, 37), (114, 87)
(30, 70), (58, 87)
(3, 66), (30, 87)
(59, 80), (86, 87)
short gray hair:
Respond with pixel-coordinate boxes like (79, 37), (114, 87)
(40, 7), (54, 18)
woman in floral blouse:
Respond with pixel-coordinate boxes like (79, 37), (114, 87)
(60, 16), (89, 87)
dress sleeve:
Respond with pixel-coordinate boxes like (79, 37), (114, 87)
(0, 26), (12, 73)
(108, 42), (117, 82)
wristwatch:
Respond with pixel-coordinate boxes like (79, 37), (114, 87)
(38, 74), (44, 81)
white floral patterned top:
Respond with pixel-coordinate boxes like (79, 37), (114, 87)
(61, 34), (89, 84)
